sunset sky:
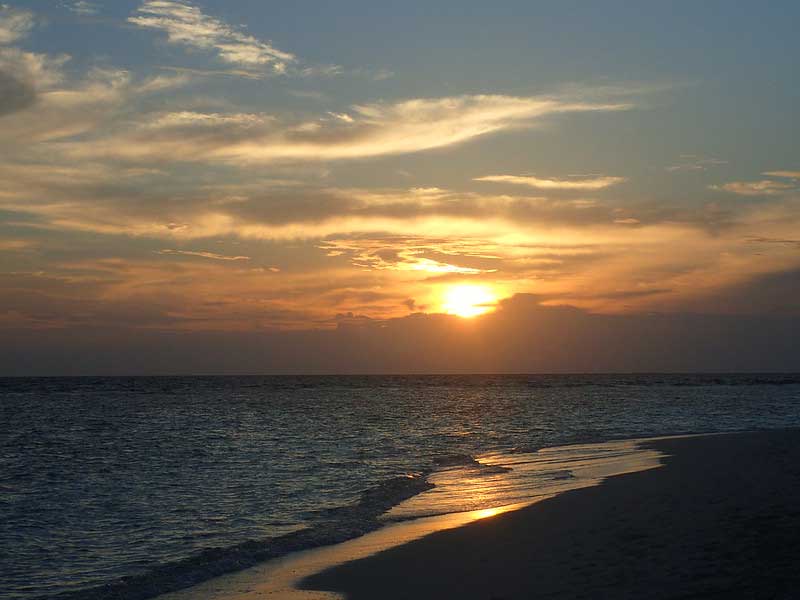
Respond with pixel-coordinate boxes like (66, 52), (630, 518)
(1, 1), (799, 373)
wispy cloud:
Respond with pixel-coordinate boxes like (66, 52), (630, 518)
(0, 5), (34, 44)
(0, 39), (198, 147)
(710, 180), (795, 196)
(0, 66), (188, 145)
(746, 236), (800, 248)
(288, 89), (328, 101)
(763, 170), (800, 179)
(156, 64), (267, 80)
(157, 249), (250, 261)
(319, 237), (498, 275)
(67, 1), (100, 16)
(665, 155), (727, 172)
(62, 93), (633, 164)
(0, 36), (72, 119)
(4, 174), (800, 328)
(128, 1), (296, 72)
(474, 174), (626, 190)
(0, 239), (36, 251)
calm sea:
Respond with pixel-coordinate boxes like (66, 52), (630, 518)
(2, 374), (800, 599)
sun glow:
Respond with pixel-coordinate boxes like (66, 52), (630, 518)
(441, 284), (497, 318)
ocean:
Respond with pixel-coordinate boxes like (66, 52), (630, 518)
(2, 374), (800, 599)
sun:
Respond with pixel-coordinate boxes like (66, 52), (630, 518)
(441, 285), (497, 318)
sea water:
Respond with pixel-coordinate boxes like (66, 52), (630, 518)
(2, 374), (799, 599)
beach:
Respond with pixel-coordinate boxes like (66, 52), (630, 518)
(9, 376), (800, 600)
(302, 430), (800, 599)
(6, 2), (800, 599)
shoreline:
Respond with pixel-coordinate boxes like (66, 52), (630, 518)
(153, 435), (671, 600)
(303, 429), (800, 599)
(46, 429), (798, 600)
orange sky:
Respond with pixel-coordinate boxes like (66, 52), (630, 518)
(1, 2), (799, 372)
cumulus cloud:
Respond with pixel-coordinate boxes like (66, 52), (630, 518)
(0, 4), (34, 44)
(474, 174), (626, 190)
(128, 1), (295, 72)
(710, 180), (796, 196)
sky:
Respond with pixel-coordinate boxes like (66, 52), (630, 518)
(1, 1), (799, 374)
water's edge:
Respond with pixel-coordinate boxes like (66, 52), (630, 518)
(39, 472), (434, 600)
(41, 434), (681, 600)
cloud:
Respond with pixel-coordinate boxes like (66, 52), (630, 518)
(0, 174), (757, 248)
(288, 89), (328, 101)
(763, 171), (800, 179)
(747, 236), (800, 249)
(327, 111), (354, 123)
(128, 1), (295, 72)
(133, 72), (190, 93)
(710, 180), (795, 196)
(0, 43), (72, 119)
(67, 1), (99, 16)
(0, 180), (652, 242)
(61, 93), (633, 164)
(3, 296), (799, 374)
(319, 237), (499, 275)
(0, 67), (35, 115)
(3, 175), (800, 331)
(0, 45), (67, 88)
(157, 64), (271, 80)
(0, 5), (34, 45)
(0, 239), (35, 250)
(0, 66), (132, 145)
(474, 174), (626, 191)
(297, 64), (344, 78)
(665, 155), (727, 172)
(0, 61), (194, 149)
(0, 7), (70, 118)
(156, 249), (250, 261)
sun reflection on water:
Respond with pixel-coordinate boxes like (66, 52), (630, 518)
(383, 439), (666, 523)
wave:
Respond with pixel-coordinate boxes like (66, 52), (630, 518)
(40, 451), (520, 600)
(432, 453), (511, 474)
(40, 471), (435, 600)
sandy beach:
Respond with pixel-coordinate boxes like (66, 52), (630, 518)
(302, 430), (800, 599)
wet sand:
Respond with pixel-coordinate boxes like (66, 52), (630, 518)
(302, 430), (800, 599)
(156, 438), (664, 600)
